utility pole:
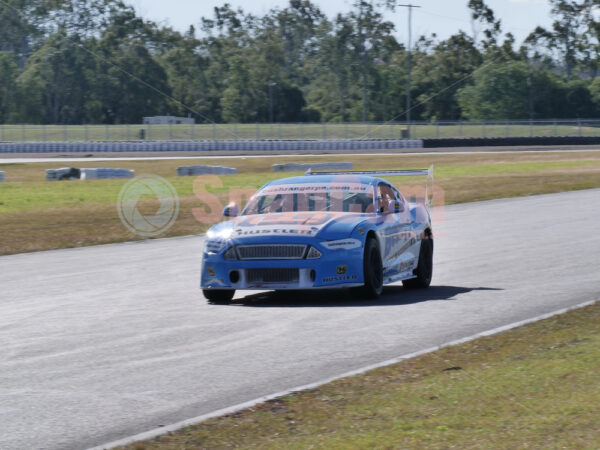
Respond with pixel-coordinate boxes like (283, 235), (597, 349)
(398, 4), (420, 135)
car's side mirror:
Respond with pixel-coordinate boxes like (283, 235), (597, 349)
(223, 202), (239, 218)
(388, 199), (404, 214)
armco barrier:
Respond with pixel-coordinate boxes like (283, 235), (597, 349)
(7, 136), (600, 153)
(177, 165), (238, 176)
(0, 139), (424, 153)
(422, 136), (600, 148)
(273, 162), (353, 172)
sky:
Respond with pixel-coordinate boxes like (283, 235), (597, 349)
(128, 0), (555, 46)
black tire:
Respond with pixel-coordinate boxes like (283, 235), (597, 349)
(203, 289), (235, 304)
(360, 237), (384, 298)
(403, 234), (433, 289)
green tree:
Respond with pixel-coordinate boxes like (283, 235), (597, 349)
(525, 0), (592, 78)
(457, 61), (532, 119)
(0, 0), (49, 68)
(90, 37), (170, 123)
(0, 52), (19, 122)
(561, 78), (596, 117)
(160, 30), (214, 122)
(578, 4), (600, 78)
(306, 14), (356, 122)
(348, 0), (394, 122)
(589, 76), (600, 105)
(528, 69), (565, 119)
(268, 0), (325, 81)
(219, 53), (264, 123)
(468, 0), (502, 50)
(412, 32), (482, 120)
(16, 30), (92, 123)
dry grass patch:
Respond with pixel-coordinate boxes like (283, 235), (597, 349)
(1, 152), (599, 255)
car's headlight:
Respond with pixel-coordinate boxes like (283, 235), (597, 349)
(321, 238), (362, 250)
(207, 228), (233, 240)
(205, 240), (226, 254)
(205, 228), (234, 254)
(306, 246), (322, 259)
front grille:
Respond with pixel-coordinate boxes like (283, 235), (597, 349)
(247, 268), (299, 284)
(237, 245), (307, 260)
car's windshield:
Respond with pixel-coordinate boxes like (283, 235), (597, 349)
(242, 182), (374, 215)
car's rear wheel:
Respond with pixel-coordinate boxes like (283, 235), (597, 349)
(203, 289), (235, 304)
(361, 237), (383, 298)
(403, 233), (433, 289)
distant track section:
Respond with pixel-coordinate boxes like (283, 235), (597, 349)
(0, 139), (424, 153)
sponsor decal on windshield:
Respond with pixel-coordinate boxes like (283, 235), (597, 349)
(261, 183), (370, 195)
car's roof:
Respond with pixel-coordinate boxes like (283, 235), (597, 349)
(265, 175), (383, 187)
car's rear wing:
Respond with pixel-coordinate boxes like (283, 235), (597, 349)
(304, 167), (432, 178)
(306, 165), (434, 210)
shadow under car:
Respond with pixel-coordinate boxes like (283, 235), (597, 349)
(222, 285), (504, 307)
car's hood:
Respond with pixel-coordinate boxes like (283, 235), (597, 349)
(207, 212), (371, 241)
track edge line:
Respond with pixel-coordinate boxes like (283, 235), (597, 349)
(88, 298), (598, 450)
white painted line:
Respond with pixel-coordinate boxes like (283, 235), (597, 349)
(3, 148), (600, 163)
(88, 298), (598, 450)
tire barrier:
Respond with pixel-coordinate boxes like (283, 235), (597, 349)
(0, 171), (4, 182)
(176, 165), (238, 176)
(46, 167), (135, 181)
(46, 168), (81, 181)
(423, 136), (600, 148)
(272, 162), (354, 172)
(0, 139), (424, 154)
(79, 168), (135, 180)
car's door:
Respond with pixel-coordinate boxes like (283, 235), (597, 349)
(376, 182), (416, 278)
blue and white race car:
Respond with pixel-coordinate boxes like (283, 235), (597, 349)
(201, 167), (434, 303)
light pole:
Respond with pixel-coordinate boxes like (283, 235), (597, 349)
(398, 4), (420, 135)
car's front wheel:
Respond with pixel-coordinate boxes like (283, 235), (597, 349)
(203, 289), (235, 304)
(361, 237), (383, 298)
(403, 233), (433, 289)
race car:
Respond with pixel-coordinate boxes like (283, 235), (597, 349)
(201, 167), (434, 303)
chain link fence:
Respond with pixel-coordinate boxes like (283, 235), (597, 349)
(1, 120), (599, 142)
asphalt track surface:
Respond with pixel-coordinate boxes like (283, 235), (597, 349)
(1, 189), (599, 450)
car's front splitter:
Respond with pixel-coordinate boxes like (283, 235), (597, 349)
(201, 247), (364, 290)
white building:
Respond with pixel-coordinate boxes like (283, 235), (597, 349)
(143, 116), (195, 125)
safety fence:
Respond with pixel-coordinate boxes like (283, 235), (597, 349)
(2, 120), (600, 142)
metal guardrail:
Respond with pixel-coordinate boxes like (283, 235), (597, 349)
(0, 120), (599, 142)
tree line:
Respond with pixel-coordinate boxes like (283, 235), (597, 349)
(1, 0), (600, 125)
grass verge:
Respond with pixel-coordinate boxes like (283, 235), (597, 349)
(1, 151), (600, 255)
(122, 301), (600, 449)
